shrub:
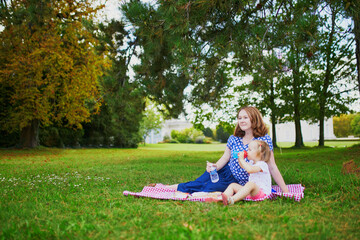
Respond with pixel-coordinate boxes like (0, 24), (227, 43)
(0, 130), (19, 148)
(195, 136), (205, 144)
(40, 127), (61, 147)
(40, 127), (83, 148)
(171, 128), (205, 143)
(171, 130), (179, 140)
(333, 114), (356, 137)
(59, 128), (84, 148)
(178, 135), (190, 143)
(351, 114), (360, 136)
(162, 135), (171, 143)
(169, 139), (179, 143)
(202, 127), (214, 139)
(216, 126), (230, 143)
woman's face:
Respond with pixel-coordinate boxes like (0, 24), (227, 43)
(237, 110), (252, 132)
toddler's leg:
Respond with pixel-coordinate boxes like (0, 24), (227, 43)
(222, 183), (243, 205)
(223, 183), (242, 196)
(231, 182), (260, 203)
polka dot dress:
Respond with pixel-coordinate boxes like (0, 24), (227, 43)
(226, 134), (274, 185)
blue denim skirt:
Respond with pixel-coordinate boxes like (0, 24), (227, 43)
(177, 164), (237, 193)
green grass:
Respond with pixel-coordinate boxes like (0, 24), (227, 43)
(0, 143), (359, 239)
(140, 140), (360, 151)
(277, 140), (360, 148)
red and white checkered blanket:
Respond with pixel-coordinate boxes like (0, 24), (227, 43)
(123, 184), (305, 202)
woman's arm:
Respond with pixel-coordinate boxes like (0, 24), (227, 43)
(206, 146), (231, 172)
(268, 151), (289, 193)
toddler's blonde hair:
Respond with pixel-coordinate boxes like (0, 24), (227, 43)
(253, 140), (271, 162)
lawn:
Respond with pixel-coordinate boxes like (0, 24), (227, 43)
(0, 143), (359, 239)
(139, 140), (360, 151)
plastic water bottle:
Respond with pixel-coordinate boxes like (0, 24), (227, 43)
(210, 166), (219, 183)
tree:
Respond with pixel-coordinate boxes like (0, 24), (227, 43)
(0, 0), (108, 148)
(81, 103), (113, 147)
(120, 0), (358, 148)
(139, 101), (164, 145)
(121, 0), (271, 119)
(234, 52), (285, 148)
(342, 0), (360, 93)
(308, 1), (356, 146)
(268, 0), (323, 148)
(121, 1), (192, 118)
(235, 0), (320, 148)
(87, 19), (145, 148)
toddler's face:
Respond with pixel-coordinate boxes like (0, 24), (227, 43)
(247, 141), (259, 161)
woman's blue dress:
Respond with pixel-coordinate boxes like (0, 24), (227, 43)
(177, 134), (273, 193)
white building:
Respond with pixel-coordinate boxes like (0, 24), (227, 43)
(269, 118), (337, 142)
(145, 118), (337, 144)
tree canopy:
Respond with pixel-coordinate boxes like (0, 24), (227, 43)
(0, 0), (109, 147)
(121, 0), (358, 147)
(1, 0), (358, 148)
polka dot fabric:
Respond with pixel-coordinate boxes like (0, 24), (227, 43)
(226, 134), (273, 185)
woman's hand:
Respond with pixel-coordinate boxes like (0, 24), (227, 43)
(206, 161), (217, 173)
(207, 146), (231, 172)
(268, 151), (289, 193)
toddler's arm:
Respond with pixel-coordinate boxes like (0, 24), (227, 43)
(238, 158), (262, 174)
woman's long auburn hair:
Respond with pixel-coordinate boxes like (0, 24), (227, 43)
(233, 106), (268, 138)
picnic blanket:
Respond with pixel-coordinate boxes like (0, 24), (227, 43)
(123, 184), (305, 202)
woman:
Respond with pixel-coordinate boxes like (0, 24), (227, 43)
(168, 106), (289, 193)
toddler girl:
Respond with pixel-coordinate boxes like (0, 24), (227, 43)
(222, 140), (271, 205)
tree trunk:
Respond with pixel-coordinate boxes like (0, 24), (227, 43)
(271, 120), (278, 148)
(294, 110), (304, 147)
(20, 119), (39, 148)
(319, 113), (325, 147)
(292, 52), (304, 148)
(319, 6), (335, 147)
(349, 0), (360, 93)
(355, 15), (360, 93)
(270, 78), (278, 148)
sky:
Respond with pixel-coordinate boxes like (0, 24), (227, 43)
(99, 0), (123, 21)
(100, 0), (157, 21)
